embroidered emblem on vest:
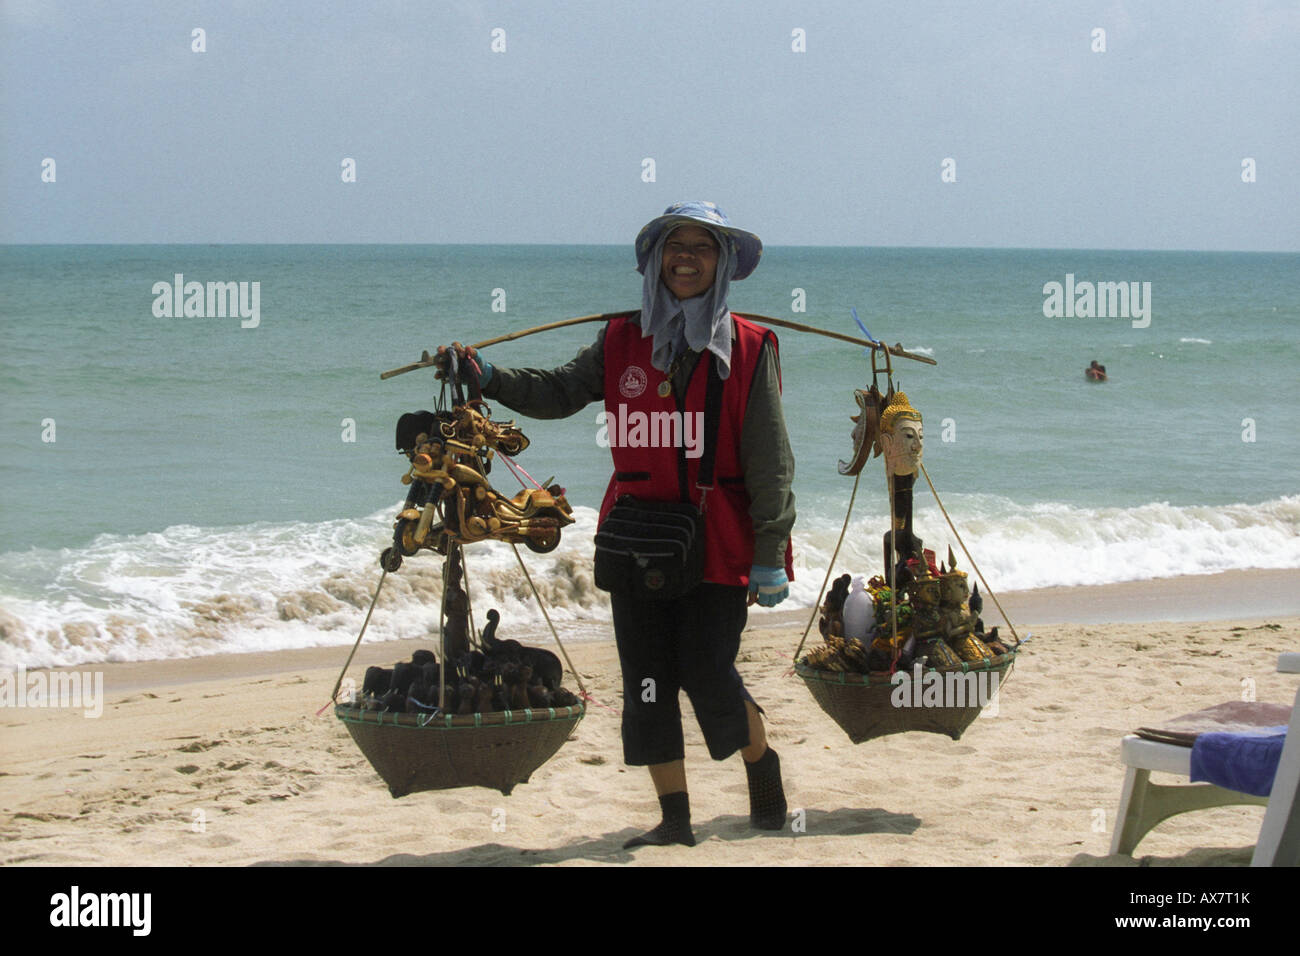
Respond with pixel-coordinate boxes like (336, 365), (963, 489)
(618, 365), (648, 398)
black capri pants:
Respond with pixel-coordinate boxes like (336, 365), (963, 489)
(611, 582), (758, 766)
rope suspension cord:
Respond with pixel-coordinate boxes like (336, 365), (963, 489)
(887, 475), (899, 672)
(498, 449), (544, 492)
(918, 462), (1023, 648)
(438, 548), (451, 711)
(319, 568), (388, 716)
(379, 312), (937, 380)
(459, 543), (479, 656)
(877, 352), (901, 672)
(508, 543), (588, 700)
(792, 470), (861, 664)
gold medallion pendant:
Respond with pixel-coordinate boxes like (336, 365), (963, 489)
(658, 351), (688, 399)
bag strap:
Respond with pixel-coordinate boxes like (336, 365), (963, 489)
(694, 353), (725, 509)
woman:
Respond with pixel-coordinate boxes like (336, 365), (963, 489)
(440, 201), (796, 848)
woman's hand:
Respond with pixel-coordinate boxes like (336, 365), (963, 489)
(434, 342), (492, 385)
(748, 565), (789, 607)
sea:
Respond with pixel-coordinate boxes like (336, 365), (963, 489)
(2, 245), (1297, 668)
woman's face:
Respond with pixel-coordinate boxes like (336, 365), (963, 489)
(659, 225), (719, 300)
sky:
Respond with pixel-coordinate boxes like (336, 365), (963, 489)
(2, 0), (1298, 250)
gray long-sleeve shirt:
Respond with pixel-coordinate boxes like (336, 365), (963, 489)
(481, 317), (796, 568)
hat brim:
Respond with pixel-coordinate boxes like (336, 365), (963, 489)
(635, 214), (763, 281)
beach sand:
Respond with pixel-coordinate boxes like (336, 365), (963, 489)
(2, 570), (1297, 867)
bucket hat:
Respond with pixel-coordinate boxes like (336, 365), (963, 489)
(635, 201), (763, 280)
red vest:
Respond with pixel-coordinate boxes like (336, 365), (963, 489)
(599, 313), (794, 587)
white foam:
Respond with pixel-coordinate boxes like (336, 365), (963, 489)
(786, 494), (1300, 595)
(3, 496), (1297, 667)
(0, 507), (611, 669)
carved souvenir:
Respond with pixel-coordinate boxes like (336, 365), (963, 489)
(879, 392), (926, 585)
(795, 365), (1026, 746)
(818, 573), (853, 637)
(949, 632), (994, 663)
(909, 572), (942, 608)
(837, 386), (886, 476)
(917, 637), (963, 669)
(939, 605), (973, 638)
(879, 391), (924, 478)
(909, 603), (943, 639)
(383, 402), (574, 571)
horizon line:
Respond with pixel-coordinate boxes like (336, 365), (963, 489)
(2, 241), (1297, 255)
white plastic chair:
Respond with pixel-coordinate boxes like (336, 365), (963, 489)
(1110, 652), (1300, 866)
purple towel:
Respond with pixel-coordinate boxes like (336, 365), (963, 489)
(1189, 727), (1288, 797)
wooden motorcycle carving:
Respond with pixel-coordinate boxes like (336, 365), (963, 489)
(380, 402), (574, 572)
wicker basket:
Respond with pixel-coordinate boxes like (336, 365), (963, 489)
(795, 651), (1017, 744)
(335, 702), (584, 797)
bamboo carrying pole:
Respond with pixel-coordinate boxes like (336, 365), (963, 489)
(379, 311), (937, 379)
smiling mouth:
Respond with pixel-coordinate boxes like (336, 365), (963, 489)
(673, 266), (698, 275)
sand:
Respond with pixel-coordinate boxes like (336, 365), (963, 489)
(2, 570), (1298, 867)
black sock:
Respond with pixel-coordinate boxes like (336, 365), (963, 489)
(745, 747), (787, 831)
(623, 791), (696, 848)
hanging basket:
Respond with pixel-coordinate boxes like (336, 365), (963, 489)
(795, 649), (1018, 744)
(335, 702), (584, 797)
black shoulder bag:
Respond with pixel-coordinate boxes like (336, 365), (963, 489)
(593, 355), (725, 600)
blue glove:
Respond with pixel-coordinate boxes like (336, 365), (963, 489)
(475, 358), (494, 387)
(748, 565), (789, 607)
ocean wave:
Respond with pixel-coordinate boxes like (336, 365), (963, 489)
(0, 508), (612, 670)
(788, 494), (1300, 596)
(1179, 337), (1213, 344)
(2, 497), (1297, 668)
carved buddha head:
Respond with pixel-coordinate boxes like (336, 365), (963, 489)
(879, 391), (923, 477)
